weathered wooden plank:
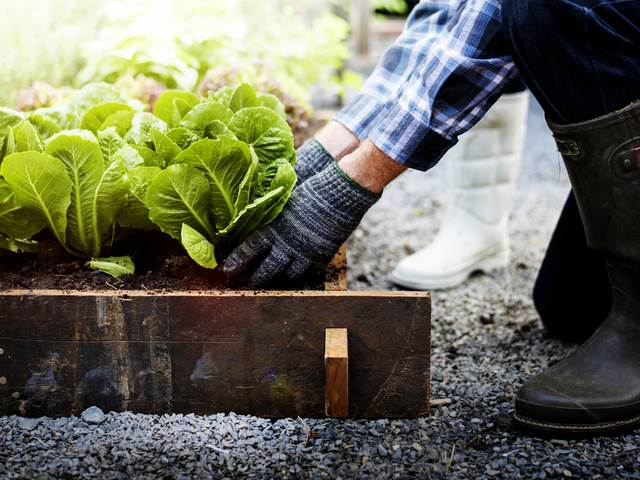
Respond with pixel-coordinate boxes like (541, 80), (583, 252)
(0, 291), (430, 418)
(325, 328), (349, 418)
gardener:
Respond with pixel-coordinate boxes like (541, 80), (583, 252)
(225, 0), (640, 434)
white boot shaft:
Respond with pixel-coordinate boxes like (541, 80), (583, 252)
(445, 90), (529, 224)
(391, 91), (529, 290)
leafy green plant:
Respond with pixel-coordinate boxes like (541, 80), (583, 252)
(143, 85), (297, 269)
(197, 64), (311, 141)
(0, 82), (297, 276)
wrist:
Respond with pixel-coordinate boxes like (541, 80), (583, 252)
(338, 140), (407, 193)
(331, 161), (382, 200)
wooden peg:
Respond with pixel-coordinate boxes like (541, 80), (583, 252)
(325, 328), (349, 418)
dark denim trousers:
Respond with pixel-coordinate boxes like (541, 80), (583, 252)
(502, 0), (640, 124)
(500, 0), (640, 340)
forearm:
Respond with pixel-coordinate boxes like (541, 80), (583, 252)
(339, 140), (407, 194)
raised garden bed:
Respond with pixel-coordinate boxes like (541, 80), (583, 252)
(0, 82), (431, 419)
(0, 248), (431, 419)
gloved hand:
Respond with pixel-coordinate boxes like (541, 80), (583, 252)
(224, 161), (381, 288)
(294, 139), (335, 184)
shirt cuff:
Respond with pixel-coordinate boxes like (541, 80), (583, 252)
(367, 102), (456, 171)
(334, 93), (386, 141)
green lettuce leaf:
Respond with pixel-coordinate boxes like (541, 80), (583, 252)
(220, 159), (296, 245)
(118, 166), (161, 230)
(97, 128), (144, 169)
(98, 109), (135, 137)
(181, 223), (217, 269)
(125, 112), (168, 147)
(228, 106), (294, 169)
(7, 120), (42, 153)
(173, 138), (252, 230)
(0, 151), (71, 247)
(229, 83), (260, 112)
(208, 86), (234, 107)
(0, 107), (25, 140)
(257, 93), (287, 120)
(81, 102), (133, 133)
(220, 187), (287, 245)
(0, 178), (45, 239)
(144, 163), (216, 241)
(0, 235), (38, 254)
(153, 90), (201, 127)
(28, 112), (63, 140)
(67, 83), (126, 124)
(151, 129), (182, 167)
(234, 149), (260, 212)
(167, 127), (201, 150)
(180, 101), (233, 136)
(86, 256), (135, 278)
(204, 120), (237, 140)
(97, 127), (126, 163)
(45, 133), (129, 257)
(0, 108), (25, 162)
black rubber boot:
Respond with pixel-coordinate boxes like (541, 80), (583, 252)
(514, 102), (640, 434)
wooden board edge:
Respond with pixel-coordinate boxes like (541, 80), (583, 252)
(0, 289), (430, 298)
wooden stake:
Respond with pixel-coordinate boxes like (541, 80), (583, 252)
(325, 328), (349, 417)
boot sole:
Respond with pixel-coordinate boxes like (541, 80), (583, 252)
(389, 250), (509, 290)
(513, 411), (640, 435)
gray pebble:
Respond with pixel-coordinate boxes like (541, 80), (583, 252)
(81, 406), (106, 425)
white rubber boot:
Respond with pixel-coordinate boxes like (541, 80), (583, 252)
(390, 91), (529, 290)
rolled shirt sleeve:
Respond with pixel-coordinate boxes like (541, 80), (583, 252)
(336, 1), (459, 140)
(339, 0), (520, 171)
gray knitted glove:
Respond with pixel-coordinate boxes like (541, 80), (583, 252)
(294, 139), (335, 184)
(224, 161), (380, 288)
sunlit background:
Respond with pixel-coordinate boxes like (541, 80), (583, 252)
(0, 0), (412, 112)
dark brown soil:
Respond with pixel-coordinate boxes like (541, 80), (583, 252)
(0, 231), (327, 292)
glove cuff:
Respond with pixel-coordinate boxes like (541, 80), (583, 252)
(302, 161), (381, 217)
(295, 139), (335, 183)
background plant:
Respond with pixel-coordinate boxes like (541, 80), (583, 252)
(0, 0), (104, 105)
(371, 0), (409, 15)
(1, 0), (356, 113)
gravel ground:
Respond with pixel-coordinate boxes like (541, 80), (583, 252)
(2, 100), (640, 479)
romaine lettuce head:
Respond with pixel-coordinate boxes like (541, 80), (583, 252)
(0, 81), (297, 274)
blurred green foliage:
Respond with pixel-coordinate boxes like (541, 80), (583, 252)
(0, 0), (103, 104)
(371, 0), (409, 14)
(0, 0), (357, 108)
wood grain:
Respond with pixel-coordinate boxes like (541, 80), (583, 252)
(325, 328), (349, 418)
(0, 291), (430, 418)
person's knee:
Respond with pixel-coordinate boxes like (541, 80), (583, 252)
(501, 0), (557, 51)
(502, 0), (595, 46)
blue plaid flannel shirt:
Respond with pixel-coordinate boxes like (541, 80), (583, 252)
(335, 0), (520, 171)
